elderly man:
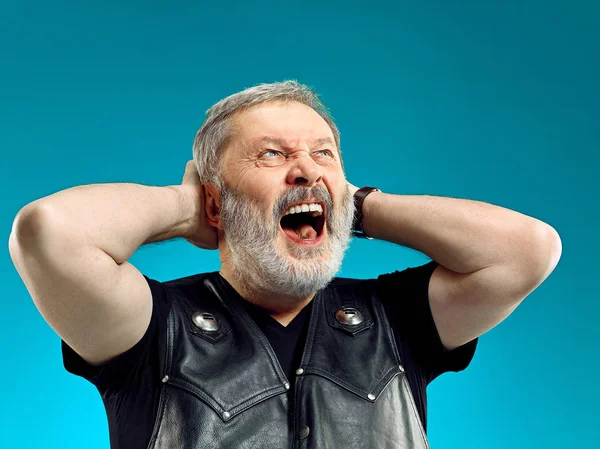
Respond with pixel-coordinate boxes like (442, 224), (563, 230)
(9, 80), (561, 449)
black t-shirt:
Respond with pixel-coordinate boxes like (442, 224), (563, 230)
(62, 261), (478, 449)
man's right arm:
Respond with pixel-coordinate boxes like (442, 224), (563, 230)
(9, 182), (201, 367)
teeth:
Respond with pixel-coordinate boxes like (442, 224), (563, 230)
(283, 203), (324, 216)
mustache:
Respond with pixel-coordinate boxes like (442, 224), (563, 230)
(273, 185), (334, 226)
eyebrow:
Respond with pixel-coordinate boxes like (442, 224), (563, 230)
(255, 136), (336, 149)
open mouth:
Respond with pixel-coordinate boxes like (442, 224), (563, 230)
(279, 202), (326, 243)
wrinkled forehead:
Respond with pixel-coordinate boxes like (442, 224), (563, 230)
(231, 101), (337, 151)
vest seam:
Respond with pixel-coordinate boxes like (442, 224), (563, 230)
(145, 383), (168, 449)
(302, 365), (400, 399)
(167, 376), (287, 419)
(369, 279), (403, 366)
(369, 279), (430, 446)
(292, 291), (321, 447)
(163, 297), (176, 379)
(146, 288), (176, 449)
(400, 374), (430, 447)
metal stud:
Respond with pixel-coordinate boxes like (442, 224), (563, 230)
(284, 382), (290, 390)
(367, 393), (376, 401)
(335, 307), (364, 325)
(399, 365), (405, 373)
(296, 368), (304, 375)
(161, 375), (169, 383)
(192, 311), (220, 332)
(299, 425), (310, 439)
(223, 411), (230, 419)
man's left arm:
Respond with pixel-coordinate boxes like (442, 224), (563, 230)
(353, 186), (563, 351)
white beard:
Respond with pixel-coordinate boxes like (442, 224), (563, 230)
(219, 184), (355, 299)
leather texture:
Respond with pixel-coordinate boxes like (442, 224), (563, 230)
(146, 273), (430, 449)
(351, 186), (380, 238)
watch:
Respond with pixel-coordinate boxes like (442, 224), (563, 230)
(351, 187), (380, 239)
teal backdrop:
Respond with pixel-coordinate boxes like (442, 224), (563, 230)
(2, 1), (598, 448)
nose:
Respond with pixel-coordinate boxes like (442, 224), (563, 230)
(285, 153), (323, 187)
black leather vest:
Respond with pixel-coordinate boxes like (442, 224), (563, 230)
(147, 273), (430, 449)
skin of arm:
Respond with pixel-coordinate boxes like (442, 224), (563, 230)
(17, 181), (211, 265)
(352, 185), (562, 350)
(9, 180), (210, 365)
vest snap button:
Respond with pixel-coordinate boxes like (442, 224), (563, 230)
(368, 393), (376, 401)
(284, 382), (290, 390)
(299, 425), (310, 439)
(296, 368), (304, 375)
(399, 365), (405, 373)
(335, 307), (364, 325)
(192, 311), (220, 332)
(223, 411), (230, 419)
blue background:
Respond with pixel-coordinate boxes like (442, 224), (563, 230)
(2, 1), (598, 448)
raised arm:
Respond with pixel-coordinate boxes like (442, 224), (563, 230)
(354, 186), (562, 351)
(8, 161), (215, 366)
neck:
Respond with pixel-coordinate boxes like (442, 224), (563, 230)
(219, 261), (315, 327)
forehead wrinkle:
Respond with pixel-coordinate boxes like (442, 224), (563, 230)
(256, 137), (290, 149)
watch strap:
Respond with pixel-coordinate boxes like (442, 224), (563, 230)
(351, 187), (380, 239)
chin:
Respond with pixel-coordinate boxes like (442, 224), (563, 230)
(281, 236), (330, 261)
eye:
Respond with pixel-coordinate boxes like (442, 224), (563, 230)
(314, 149), (334, 158)
(261, 149), (283, 158)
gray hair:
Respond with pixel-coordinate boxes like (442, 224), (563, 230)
(192, 80), (342, 188)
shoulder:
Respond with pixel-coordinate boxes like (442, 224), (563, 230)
(328, 261), (438, 299)
(153, 271), (220, 305)
(328, 276), (369, 287)
(160, 271), (217, 290)
(375, 260), (439, 292)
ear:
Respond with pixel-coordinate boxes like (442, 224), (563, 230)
(203, 183), (223, 230)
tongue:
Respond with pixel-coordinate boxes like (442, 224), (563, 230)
(296, 224), (317, 240)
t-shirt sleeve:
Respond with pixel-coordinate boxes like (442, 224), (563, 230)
(377, 260), (478, 383)
(61, 275), (170, 395)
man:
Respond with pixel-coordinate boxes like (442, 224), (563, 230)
(9, 80), (562, 449)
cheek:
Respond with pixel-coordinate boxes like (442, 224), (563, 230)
(251, 181), (281, 206)
(244, 180), (283, 221)
(232, 166), (280, 197)
(324, 173), (347, 201)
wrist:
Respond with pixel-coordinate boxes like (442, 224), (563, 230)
(360, 190), (383, 238)
(351, 187), (381, 239)
(166, 185), (200, 239)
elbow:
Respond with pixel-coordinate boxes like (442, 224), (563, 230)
(520, 224), (563, 287)
(11, 204), (48, 246)
(536, 224), (562, 275)
(10, 202), (65, 250)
